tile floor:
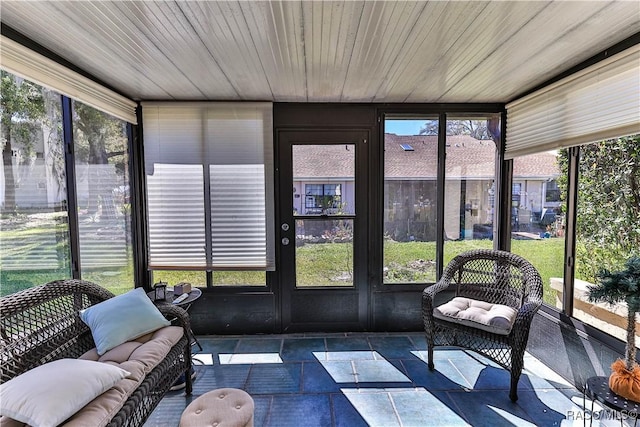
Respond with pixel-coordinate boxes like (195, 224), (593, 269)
(144, 332), (627, 426)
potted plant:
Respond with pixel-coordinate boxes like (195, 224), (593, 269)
(588, 256), (640, 402)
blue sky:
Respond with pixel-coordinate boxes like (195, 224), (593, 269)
(384, 120), (426, 136)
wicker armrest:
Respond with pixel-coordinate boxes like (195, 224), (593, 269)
(513, 299), (542, 329)
(422, 277), (453, 316)
(155, 303), (192, 339)
(423, 278), (450, 300)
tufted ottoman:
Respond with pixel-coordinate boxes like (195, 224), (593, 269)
(179, 388), (254, 427)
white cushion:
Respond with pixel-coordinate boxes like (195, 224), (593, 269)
(79, 287), (170, 355)
(434, 297), (517, 335)
(0, 359), (130, 427)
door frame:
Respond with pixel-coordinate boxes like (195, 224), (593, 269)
(276, 129), (370, 332)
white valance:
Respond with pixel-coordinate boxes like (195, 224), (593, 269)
(0, 35), (137, 124)
(505, 45), (640, 159)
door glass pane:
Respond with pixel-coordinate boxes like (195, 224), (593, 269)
(73, 101), (133, 295)
(443, 117), (499, 262)
(292, 145), (355, 215)
(293, 144), (355, 288)
(295, 219), (353, 287)
(0, 73), (70, 294)
(383, 118), (438, 284)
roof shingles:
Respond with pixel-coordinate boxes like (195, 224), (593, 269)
(293, 134), (559, 179)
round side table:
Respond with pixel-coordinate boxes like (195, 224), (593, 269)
(147, 287), (203, 352)
(584, 376), (640, 427)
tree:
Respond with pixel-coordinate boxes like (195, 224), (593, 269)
(420, 119), (491, 140)
(558, 136), (640, 282)
(73, 103), (127, 217)
(1, 71), (45, 212)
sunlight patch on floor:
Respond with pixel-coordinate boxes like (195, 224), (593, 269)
(218, 353), (283, 364)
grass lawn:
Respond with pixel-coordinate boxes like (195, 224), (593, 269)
(510, 238), (564, 305)
(299, 237), (563, 305)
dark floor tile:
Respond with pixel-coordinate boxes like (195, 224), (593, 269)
(236, 337), (282, 354)
(458, 364), (513, 391)
(245, 363), (302, 394)
(196, 337), (239, 360)
(252, 395), (272, 427)
(281, 337), (326, 361)
(516, 388), (584, 426)
(408, 333), (428, 350)
(265, 394), (332, 427)
(446, 389), (536, 426)
(400, 359), (467, 391)
(193, 364), (251, 390)
(326, 336), (371, 352)
(144, 395), (189, 426)
(149, 333), (585, 427)
(368, 335), (417, 359)
(302, 361), (343, 393)
(331, 393), (370, 427)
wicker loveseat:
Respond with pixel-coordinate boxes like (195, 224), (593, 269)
(0, 279), (192, 427)
(422, 249), (543, 402)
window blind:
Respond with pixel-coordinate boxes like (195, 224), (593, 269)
(505, 45), (640, 159)
(146, 164), (206, 267)
(0, 35), (137, 124)
(142, 102), (275, 271)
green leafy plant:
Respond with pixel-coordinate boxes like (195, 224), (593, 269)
(588, 256), (640, 371)
(558, 136), (640, 283)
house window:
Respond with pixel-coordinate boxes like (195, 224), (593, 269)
(304, 184), (342, 214)
(545, 180), (561, 203)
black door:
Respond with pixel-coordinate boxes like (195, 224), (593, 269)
(278, 130), (369, 332)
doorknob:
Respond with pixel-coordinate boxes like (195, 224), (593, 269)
(281, 223), (290, 231)
(281, 237), (290, 246)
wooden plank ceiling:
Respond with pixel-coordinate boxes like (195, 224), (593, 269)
(1, 1), (639, 103)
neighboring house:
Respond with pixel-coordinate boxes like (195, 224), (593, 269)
(6, 130), (559, 241)
(293, 134), (560, 240)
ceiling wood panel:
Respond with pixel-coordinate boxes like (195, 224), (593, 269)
(377, 1), (493, 102)
(1, 0), (638, 103)
(444, 1), (618, 102)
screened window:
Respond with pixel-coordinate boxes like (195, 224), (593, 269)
(510, 151), (563, 307)
(0, 71), (134, 296)
(443, 117), (498, 262)
(0, 72), (70, 294)
(142, 102), (275, 275)
(73, 101), (133, 293)
(383, 117), (439, 284)
(573, 136), (640, 344)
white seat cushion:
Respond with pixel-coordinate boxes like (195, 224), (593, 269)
(433, 297), (517, 335)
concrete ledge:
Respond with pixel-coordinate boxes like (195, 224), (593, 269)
(550, 277), (639, 344)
